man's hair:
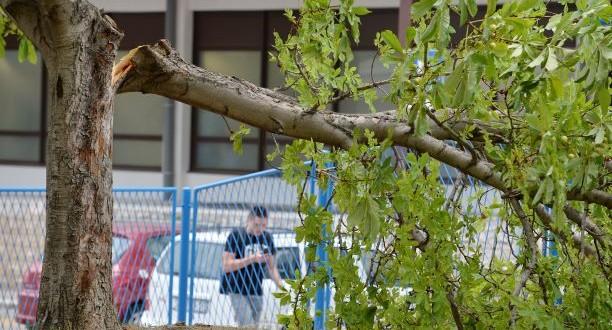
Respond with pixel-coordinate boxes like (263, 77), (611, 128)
(249, 205), (268, 218)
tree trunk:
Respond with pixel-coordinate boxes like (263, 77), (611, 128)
(0, 2), (124, 329)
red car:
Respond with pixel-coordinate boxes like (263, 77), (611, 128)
(16, 221), (176, 326)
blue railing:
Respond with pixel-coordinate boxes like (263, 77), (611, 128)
(0, 161), (523, 329)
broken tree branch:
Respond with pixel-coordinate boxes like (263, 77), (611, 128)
(115, 40), (611, 212)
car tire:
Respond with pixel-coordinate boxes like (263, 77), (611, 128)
(122, 302), (145, 324)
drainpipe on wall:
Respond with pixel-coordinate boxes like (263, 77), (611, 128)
(163, 0), (176, 188)
(398, 0), (412, 46)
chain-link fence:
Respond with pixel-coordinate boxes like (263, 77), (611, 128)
(0, 188), (178, 330)
(0, 163), (520, 330)
(139, 169), (307, 329)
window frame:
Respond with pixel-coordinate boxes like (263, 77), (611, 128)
(108, 13), (166, 170)
(189, 10), (399, 174)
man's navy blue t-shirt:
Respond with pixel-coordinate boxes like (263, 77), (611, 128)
(220, 228), (276, 296)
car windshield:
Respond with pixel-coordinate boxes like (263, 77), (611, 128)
(158, 241), (301, 280)
(112, 236), (130, 264)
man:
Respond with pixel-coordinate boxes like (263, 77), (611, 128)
(220, 205), (284, 327)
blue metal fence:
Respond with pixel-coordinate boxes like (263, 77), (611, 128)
(0, 164), (521, 329)
(0, 188), (178, 330)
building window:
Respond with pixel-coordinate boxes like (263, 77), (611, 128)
(0, 14), (166, 169)
(337, 50), (394, 114)
(190, 10), (400, 173)
(109, 13), (165, 170)
(0, 46), (44, 164)
(191, 12), (287, 173)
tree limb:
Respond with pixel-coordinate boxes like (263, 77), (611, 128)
(563, 205), (607, 247)
(567, 189), (612, 210)
(117, 41), (508, 186)
(115, 41), (611, 212)
(534, 204), (596, 257)
(446, 286), (464, 330)
(508, 198), (539, 326)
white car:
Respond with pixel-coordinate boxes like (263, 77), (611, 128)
(140, 229), (305, 328)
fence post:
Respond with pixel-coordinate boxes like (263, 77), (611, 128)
(177, 187), (191, 323)
(314, 162), (333, 330)
(542, 230), (562, 305)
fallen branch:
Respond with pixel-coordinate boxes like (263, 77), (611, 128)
(563, 205), (607, 247)
(115, 40), (611, 212)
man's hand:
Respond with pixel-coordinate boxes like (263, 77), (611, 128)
(251, 252), (270, 264)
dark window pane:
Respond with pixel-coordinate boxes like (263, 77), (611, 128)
(194, 12), (264, 50)
(196, 50), (262, 138)
(0, 51), (42, 131)
(114, 92), (165, 135)
(195, 111), (258, 138)
(114, 52), (165, 136)
(113, 139), (162, 167)
(267, 61), (297, 97)
(194, 142), (258, 171)
(0, 136), (40, 162)
(107, 13), (165, 50)
(193, 50), (263, 171)
(200, 51), (261, 82)
(338, 50), (393, 114)
(264, 138), (292, 169)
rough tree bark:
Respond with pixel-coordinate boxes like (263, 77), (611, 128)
(1, 1), (123, 329)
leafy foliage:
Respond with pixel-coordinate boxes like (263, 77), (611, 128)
(2, 0), (610, 328)
(0, 8), (37, 63)
(271, 0), (612, 328)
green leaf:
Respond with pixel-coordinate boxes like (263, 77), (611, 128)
(230, 124), (251, 155)
(597, 84), (610, 113)
(549, 76), (563, 98)
(490, 41), (508, 57)
(532, 181), (546, 205)
(486, 0), (497, 17)
(347, 196), (381, 242)
(452, 72), (468, 107)
(460, 0), (469, 26)
(352, 7), (371, 16)
(545, 14), (562, 31)
(0, 37), (5, 58)
(544, 48), (558, 71)
(516, 0), (539, 13)
(16, 38), (37, 64)
(412, 0), (437, 19)
(381, 30), (403, 53)
(528, 49), (546, 68)
(17, 38), (28, 63)
(594, 128), (605, 144)
(466, 0), (478, 17)
(405, 27), (417, 46)
(444, 61), (465, 103)
(362, 197), (381, 242)
(510, 44), (523, 57)
(421, 10), (441, 43)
